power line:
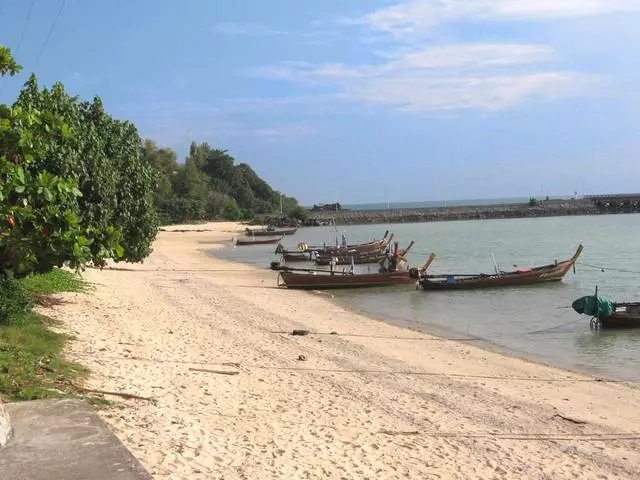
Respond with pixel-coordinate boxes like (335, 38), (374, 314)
(16, 0), (37, 55)
(33, 0), (65, 69)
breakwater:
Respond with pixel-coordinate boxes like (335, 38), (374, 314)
(310, 194), (640, 226)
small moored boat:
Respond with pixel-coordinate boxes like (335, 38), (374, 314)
(235, 236), (283, 246)
(245, 227), (298, 237)
(572, 292), (640, 329)
(275, 231), (392, 258)
(272, 247), (433, 290)
(418, 245), (583, 290)
(314, 240), (414, 266)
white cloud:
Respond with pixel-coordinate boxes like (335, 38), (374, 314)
(258, 44), (554, 81)
(361, 0), (640, 36)
(362, 0), (640, 36)
(349, 72), (591, 112)
(256, 43), (585, 112)
(381, 44), (555, 70)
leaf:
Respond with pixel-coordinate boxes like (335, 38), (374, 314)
(15, 166), (25, 184)
(43, 187), (54, 202)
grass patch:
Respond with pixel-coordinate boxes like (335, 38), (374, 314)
(0, 269), (90, 402)
(21, 268), (90, 297)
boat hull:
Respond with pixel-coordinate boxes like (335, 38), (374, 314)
(246, 228), (297, 236)
(278, 271), (415, 289)
(598, 314), (640, 328)
(236, 236), (282, 246)
(314, 253), (386, 266)
(598, 304), (640, 328)
(420, 275), (565, 290)
(282, 252), (311, 262)
(419, 245), (583, 290)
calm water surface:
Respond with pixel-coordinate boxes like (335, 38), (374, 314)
(214, 214), (640, 381)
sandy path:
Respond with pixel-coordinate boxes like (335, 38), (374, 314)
(46, 222), (640, 479)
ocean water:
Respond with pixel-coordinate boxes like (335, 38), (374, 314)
(214, 214), (640, 381)
(340, 196), (574, 211)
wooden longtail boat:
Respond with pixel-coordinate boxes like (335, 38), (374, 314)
(235, 236), (283, 246)
(418, 245), (583, 290)
(281, 244), (387, 264)
(314, 252), (387, 266)
(314, 240), (415, 266)
(272, 245), (432, 290)
(276, 269), (416, 289)
(245, 227), (298, 237)
(275, 231), (391, 256)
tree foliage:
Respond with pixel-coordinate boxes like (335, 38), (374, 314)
(145, 140), (300, 224)
(0, 46), (21, 77)
(1, 45), (158, 277)
(13, 76), (158, 264)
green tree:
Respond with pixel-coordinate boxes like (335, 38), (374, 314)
(1, 47), (119, 276)
(0, 46), (21, 76)
(14, 76), (158, 264)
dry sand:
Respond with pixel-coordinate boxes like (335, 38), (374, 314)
(44, 222), (640, 479)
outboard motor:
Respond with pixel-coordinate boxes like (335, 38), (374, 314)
(270, 261), (282, 270)
(409, 267), (420, 279)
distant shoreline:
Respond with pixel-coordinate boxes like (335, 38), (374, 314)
(305, 194), (640, 226)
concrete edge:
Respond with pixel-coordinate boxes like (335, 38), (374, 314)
(0, 402), (11, 447)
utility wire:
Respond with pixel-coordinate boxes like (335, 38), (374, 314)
(16, 0), (37, 56)
(33, 0), (65, 69)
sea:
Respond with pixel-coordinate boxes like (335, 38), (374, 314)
(213, 214), (640, 382)
(340, 196), (574, 210)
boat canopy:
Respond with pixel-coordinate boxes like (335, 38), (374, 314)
(572, 295), (616, 317)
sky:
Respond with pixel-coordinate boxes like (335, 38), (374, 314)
(1, 0), (640, 205)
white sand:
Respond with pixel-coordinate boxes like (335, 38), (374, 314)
(45, 222), (640, 479)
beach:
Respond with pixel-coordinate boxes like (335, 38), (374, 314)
(44, 222), (640, 479)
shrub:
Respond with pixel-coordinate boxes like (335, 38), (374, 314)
(0, 277), (31, 325)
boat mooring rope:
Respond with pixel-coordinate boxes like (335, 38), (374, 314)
(527, 318), (582, 335)
(579, 262), (640, 275)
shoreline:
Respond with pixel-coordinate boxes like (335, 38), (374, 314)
(212, 242), (629, 384)
(209, 250), (587, 380)
(43, 222), (640, 479)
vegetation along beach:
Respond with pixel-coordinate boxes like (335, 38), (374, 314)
(3, 1), (640, 480)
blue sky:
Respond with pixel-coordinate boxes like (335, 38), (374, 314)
(1, 0), (640, 205)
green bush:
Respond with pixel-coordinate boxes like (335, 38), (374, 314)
(288, 205), (310, 222)
(0, 277), (31, 325)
